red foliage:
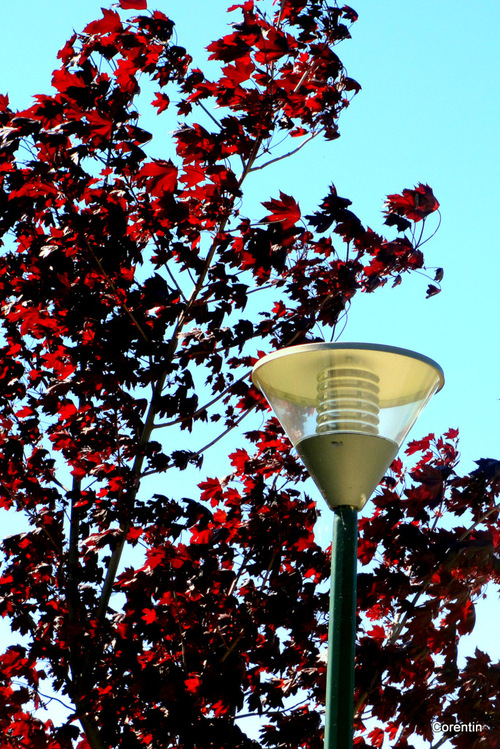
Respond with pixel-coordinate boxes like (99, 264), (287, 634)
(262, 191), (302, 230)
(385, 183), (440, 223)
(0, 2), (496, 749)
(120, 0), (148, 9)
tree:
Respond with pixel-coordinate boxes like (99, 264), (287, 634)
(0, 1), (498, 748)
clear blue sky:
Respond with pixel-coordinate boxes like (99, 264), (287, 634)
(1, 1), (499, 744)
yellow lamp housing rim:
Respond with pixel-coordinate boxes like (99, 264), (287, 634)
(251, 342), (444, 409)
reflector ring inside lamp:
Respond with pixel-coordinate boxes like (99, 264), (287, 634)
(316, 367), (380, 435)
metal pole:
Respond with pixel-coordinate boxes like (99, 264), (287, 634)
(324, 505), (358, 749)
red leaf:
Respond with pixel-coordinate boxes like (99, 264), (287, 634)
(207, 34), (252, 63)
(212, 699), (229, 717)
(71, 465), (87, 479)
(444, 427), (459, 440)
(184, 676), (200, 694)
(199, 478), (224, 506)
(180, 164), (206, 187)
(342, 6), (359, 22)
(16, 406), (34, 419)
(229, 448), (249, 472)
(191, 528), (213, 545)
(114, 58), (140, 94)
(138, 159), (178, 196)
(385, 183), (439, 223)
(367, 727), (385, 747)
(405, 434), (434, 456)
(343, 77), (361, 93)
(367, 625), (386, 643)
(142, 608), (157, 624)
(52, 68), (86, 93)
(86, 111), (114, 140)
(152, 92), (170, 114)
(358, 536), (378, 566)
(58, 402), (77, 421)
(84, 9), (122, 35)
(457, 599), (476, 635)
(119, 0), (148, 8)
(221, 60), (255, 86)
(272, 300), (288, 318)
(127, 527), (143, 541)
(262, 191), (301, 230)
(254, 27), (290, 64)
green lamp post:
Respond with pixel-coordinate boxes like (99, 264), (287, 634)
(252, 343), (444, 749)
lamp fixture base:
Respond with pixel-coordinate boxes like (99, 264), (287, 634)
(296, 433), (398, 510)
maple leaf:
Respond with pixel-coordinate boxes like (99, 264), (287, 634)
(198, 477), (224, 506)
(207, 34), (251, 63)
(342, 6), (359, 22)
(229, 448), (249, 472)
(84, 9), (122, 35)
(254, 27), (290, 64)
(138, 159), (178, 196)
(306, 184), (356, 233)
(221, 60), (255, 86)
(119, 0), (148, 9)
(114, 57), (140, 94)
(367, 625), (386, 644)
(180, 163), (206, 188)
(142, 608), (157, 624)
(384, 183), (439, 222)
(86, 111), (114, 140)
(152, 92), (170, 114)
(426, 284), (440, 298)
(15, 406), (35, 419)
(51, 68), (87, 93)
(184, 676), (200, 694)
(456, 599), (476, 635)
(367, 727), (385, 747)
(383, 213), (412, 233)
(262, 191), (301, 230)
(405, 434), (433, 456)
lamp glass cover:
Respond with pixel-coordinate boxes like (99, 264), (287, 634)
(252, 343), (444, 447)
(251, 343), (444, 509)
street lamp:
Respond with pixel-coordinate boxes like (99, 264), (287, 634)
(251, 343), (444, 749)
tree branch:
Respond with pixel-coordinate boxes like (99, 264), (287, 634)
(195, 410), (250, 455)
(249, 132), (319, 172)
(152, 372), (251, 430)
(429, 736), (449, 749)
(96, 368), (169, 621)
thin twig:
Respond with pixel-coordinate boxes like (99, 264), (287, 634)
(195, 410), (250, 455)
(417, 211), (442, 248)
(429, 736), (449, 749)
(197, 100), (223, 129)
(153, 371), (251, 429)
(249, 133), (319, 172)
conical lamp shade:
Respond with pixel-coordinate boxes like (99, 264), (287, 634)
(252, 343), (444, 509)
